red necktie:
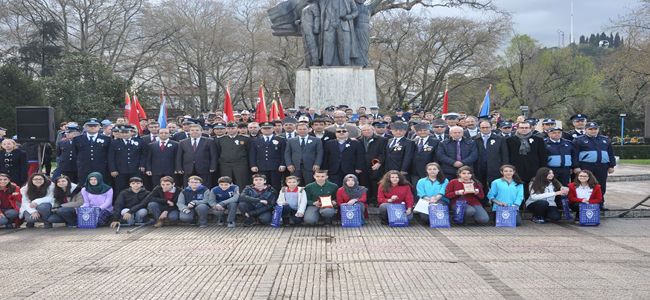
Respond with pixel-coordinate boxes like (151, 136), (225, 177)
(192, 139), (197, 151)
(160, 142), (165, 151)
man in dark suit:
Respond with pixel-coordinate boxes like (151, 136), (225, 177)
(285, 122), (323, 185)
(54, 123), (81, 182)
(249, 122), (287, 191)
(141, 121), (161, 144)
(171, 119), (193, 141)
(215, 123), (251, 187)
(322, 127), (364, 186)
(108, 125), (146, 194)
(72, 118), (111, 183)
(176, 124), (217, 186)
(431, 119), (448, 141)
(567, 114), (588, 140)
(145, 127), (179, 186)
(358, 124), (386, 204)
(411, 123), (440, 184)
(474, 120), (509, 191)
(506, 121), (548, 199)
(436, 126), (479, 180)
(309, 118), (336, 142)
(384, 122), (415, 175)
(280, 117), (298, 139)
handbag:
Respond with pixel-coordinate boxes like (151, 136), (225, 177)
(76, 207), (100, 229)
(270, 204), (284, 228)
(387, 203), (409, 227)
(495, 205), (518, 227)
(428, 204), (450, 228)
(579, 203), (600, 226)
(561, 196), (573, 220)
(340, 204), (363, 228)
(452, 200), (467, 224)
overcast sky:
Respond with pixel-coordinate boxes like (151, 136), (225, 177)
(424, 0), (641, 47)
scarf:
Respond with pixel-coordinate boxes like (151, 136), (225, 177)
(515, 131), (533, 156)
(84, 172), (112, 195)
(343, 174), (367, 199)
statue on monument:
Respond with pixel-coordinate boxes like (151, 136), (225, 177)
(268, 0), (377, 68)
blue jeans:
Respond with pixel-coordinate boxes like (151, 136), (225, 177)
(147, 202), (179, 222)
(304, 205), (337, 225)
(119, 208), (149, 225)
(0, 208), (18, 226)
(179, 203), (211, 226)
(214, 199), (238, 223)
(237, 202), (272, 225)
(24, 203), (53, 225)
(47, 207), (78, 226)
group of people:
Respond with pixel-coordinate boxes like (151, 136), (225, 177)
(0, 105), (614, 228)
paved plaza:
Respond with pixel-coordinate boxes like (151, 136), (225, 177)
(2, 216), (650, 300)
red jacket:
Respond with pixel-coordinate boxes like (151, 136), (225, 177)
(567, 182), (602, 204)
(377, 185), (414, 208)
(336, 187), (367, 206)
(444, 179), (485, 207)
(0, 183), (22, 227)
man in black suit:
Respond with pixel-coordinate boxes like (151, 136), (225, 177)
(358, 124), (386, 204)
(215, 122), (251, 187)
(506, 121), (548, 199)
(249, 122), (287, 191)
(176, 124), (217, 186)
(171, 119), (193, 141)
(431, 119), (448, 141)
(145, 128), (179, 186)
(309, 118), (336, 142)
(72, 118), (111, 183)
(373, 121), (392, 139)
(285, 122), (323, 185)
(474, 120), (509, 191)
(384, 122), (415, 176)
(437, 126), (479, 180)
(322, 127), (364, 186)
(108, 125), (147, 194)
(411, 123), (440, 185)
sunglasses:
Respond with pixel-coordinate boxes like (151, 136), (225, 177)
(336, 130), (348, 133)
(433, 126), (446, 128)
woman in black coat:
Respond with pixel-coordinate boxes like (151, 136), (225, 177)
(0, 139), (28, 187)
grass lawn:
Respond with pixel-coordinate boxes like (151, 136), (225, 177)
(620, 159), (650, 165)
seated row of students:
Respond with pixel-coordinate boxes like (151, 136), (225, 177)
(0, 162), (603, 228)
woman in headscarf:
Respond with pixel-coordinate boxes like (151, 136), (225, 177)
(20, 173), (54, 228)
(80, 172), (113, 226)
(336, 174), (368, 220)
(47, 175), (84, 227)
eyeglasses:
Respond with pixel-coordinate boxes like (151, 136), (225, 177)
(578, 175), (589, 178)
(433, 126), (445, 128)
(336, 130), (348, 133)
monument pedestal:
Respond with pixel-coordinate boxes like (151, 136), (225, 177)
(295, 67), (378, 110)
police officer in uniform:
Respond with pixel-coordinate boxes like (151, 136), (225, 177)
(249, 122), (286, 191)
(216, 122), (251, 187)
(573, 122), (616, 209)
(545, 127), (576, 186)
(53, 123), (81, 182)
(109, 125), (146, 194)
(72, 118), (111, 184)
(567, 114), (588, 140)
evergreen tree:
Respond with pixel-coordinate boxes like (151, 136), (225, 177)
(614, 33), (621, 47)
(0, 64), (45, 134)
(589, 34), (598, 46)
(579, 35), (586, 44)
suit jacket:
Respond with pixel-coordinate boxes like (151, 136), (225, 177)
(176, 137), (217, 174)
(141, 134), (160, 144)
(431, 133), (447, 141)
(285, 136), (323, 170)
(323, 139), (364, 175)
(436, 138), (478, 177)
(325, 124), (361, 139)
(360, 135), (387, 169)
(473, 134), (509, 183)
(56, 140), (77, 172)
(280, 132), (299, 140)
(108, 139), (146, 174)
(384, 137), (415, 173)
(249, 135), (286, 171)
(506, 135), (548, 181)
(171, 131), (189, 142)
(146, 139), (179, 175)
(309, 131), (336, 143)
(411, 136), (440, 178)
(72, 133), (111, 175)
(215, 135), (250, 166)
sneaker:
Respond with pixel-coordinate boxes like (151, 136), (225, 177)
(531, 217), (545, 224)
(26, 222), (35, 228)
(198, 224), (208, 228)
(216, 218), (224, 226)
(227, 222), (236, 228)
(153, 220), (164, 228)
(43, 223), (53, 229)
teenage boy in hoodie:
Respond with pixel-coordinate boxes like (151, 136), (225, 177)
(110, 177), (149, 228)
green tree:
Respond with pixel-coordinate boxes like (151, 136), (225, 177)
(18, 20), (63, 77)
(43, 53), (127, 122)
(0, 64), (45, 134)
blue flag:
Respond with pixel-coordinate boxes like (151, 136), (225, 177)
(478, 85), (491, 118)
(157, 92), (167, 128)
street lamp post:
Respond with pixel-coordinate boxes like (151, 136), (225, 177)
(520, 106), (529, 119)
(620, 113), (627, 146)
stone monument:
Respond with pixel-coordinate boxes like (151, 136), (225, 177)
(268, 0), (379, 109)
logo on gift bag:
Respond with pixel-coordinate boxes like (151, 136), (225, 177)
(585, 209), (594, 219)
(346, 210), (355, 220)
(82, 213), (90, 221)
(394, 209), (403, 219)
(436, 211), (445, 219)
(501, 210), (510, 220)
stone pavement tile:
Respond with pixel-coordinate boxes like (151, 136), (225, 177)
(142, 225), (284, 240)
(608, 237), (650, 253)
(364, 237), (456, 262)
(568, 218), (650, 237)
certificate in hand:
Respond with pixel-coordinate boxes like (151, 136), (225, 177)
(414, 199), (430, 215)
(463, 183), (475, 193)
(320, 196), (333, 208)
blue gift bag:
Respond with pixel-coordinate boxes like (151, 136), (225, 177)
(428, 204), (450, 228)
(340, 204), (363, 228)
(76, 207), (100, 229)
(452, 200), (467, 224)
(495, 205), (518, 227)
(579, 203), (600, 226)
(387, 203), (409, 227)
(561, 197), (573, 220)
(270, 205), (284, 228)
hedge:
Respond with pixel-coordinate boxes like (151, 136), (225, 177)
(613, 145), (650, 159)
